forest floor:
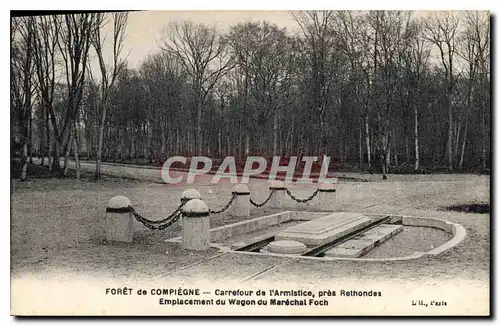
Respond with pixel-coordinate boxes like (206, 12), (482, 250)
(10, 161), (491, 314)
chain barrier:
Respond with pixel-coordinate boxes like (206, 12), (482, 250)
(119, 186), (318, 230)
(128, 199), (189, 230)
(209, 193), (237, 214)
(249, 189), (276, 207)
(285, 188), (319, 203)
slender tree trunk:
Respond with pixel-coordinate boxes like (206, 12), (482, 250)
(175, 126), (180, 155)
(51, 138), (61, 171)
(20, 139), (28, 182)
(95, 103), (107, 180)
(447, 91), (453, 171)
(196, 97), (203, 156)
(217, 128), (222, 157)
(359, 125), (363, 165)
(272, 109), (278, 157)
(226, 124), (231, 158)
(414, 102), (420, 170)
(364, 112), (371, 169)
(459, 113), (468, 170)
(405, 135), (409, 163)
(454, 123), (461, 162)
(73, 124), (80, 180)
(160, 122), (166, 155)
(481, 103), (486, 170)
(28, 110), (33, 164)
(63, 131), (74, 177)
(245, 134), (250, 157)
(386, 132), (391, 168)
(45, 106), (51, 167)
(48, 136), (53, 170)
(40, 118), (45, 166)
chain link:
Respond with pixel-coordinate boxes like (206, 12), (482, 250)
(128, 199), (189, 230)
(249, 189), (276, 207)
(285, 188), (319, 203)
(209, 193), (237, 214)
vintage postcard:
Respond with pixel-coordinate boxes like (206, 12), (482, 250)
(10, 10), (491, 316)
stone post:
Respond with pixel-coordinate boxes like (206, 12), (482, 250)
(181, 188), (201, 203)
(105, 195), (134, 243)
(317, 183), (338, 211)
(230, 184), (250, 217)
(181, 198), (210, 250)
(268, 180), (286, 209)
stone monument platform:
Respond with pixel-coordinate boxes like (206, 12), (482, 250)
(274, 212), (373, 246)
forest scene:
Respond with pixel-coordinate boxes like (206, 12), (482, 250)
(11, 11), (491, 181)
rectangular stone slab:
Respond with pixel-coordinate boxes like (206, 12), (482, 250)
(325, 224), (403, 258)
(274, 212), (373, 246)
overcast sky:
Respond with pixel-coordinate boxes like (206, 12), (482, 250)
(91, 10), (486, 74)
(112, 11), (300, 69)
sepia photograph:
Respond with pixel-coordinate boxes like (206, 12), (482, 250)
(9, 8), (491, 316)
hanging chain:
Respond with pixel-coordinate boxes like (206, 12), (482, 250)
(249, 189), (276, 207)
(285, 188), (319, 203)
(209, 193), (237, 214)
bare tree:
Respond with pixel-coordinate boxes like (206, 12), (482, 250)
(11, 17), (36, 181)
(91, 12), (128, 180)
(292, 11), (337, 159)
(228, 21), (297, 156)
(424, 12), (461, 171)
(55, 14), (97, 178)
(162, 21), (235, 156)
(465, 11), (490, 170)
(32, 15), (59, 170)
(401, 18), (430, 170)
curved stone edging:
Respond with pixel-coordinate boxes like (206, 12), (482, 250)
(164, 213), (467, 262)
(225, 215), (467, 262)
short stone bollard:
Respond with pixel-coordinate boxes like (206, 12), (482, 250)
(105, 195), (134, 243)
(317, 183), (338, 211)
(268, 180), (286, 209)
(181, 198), (210, 250)
(230, 184), (250, 217)
(181, 188), (201, 202)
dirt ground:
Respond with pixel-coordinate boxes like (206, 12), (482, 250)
(10, 169), (490, 286)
